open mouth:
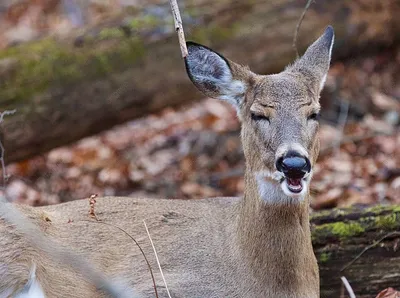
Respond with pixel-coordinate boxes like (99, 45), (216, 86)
(256, 170), (309, 200)
(285, 178), (303, 193)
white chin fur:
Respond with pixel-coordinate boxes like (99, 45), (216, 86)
(255, 170), (311, 204)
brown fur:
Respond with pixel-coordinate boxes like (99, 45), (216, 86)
(0, 27), (334, 297)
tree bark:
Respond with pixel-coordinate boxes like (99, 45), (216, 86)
(1, 0), (400, 163)
(312, 205), (400, 298)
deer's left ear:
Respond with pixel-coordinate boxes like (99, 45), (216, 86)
(184, 42), (247, 111)
(290, 26), (334, 93)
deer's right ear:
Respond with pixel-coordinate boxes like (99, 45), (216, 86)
(290, 26), (335, 93)
(185, 42), (246, 110)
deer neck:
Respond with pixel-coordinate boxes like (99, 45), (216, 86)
(235, 169), (318, 295)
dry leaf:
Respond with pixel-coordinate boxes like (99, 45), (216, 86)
(363, 115), (394, 134)
(372, 91), (400, 112)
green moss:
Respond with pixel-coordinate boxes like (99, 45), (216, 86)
(312, 221), (364, 243)
(360, 205), (400, 230)
(330, 221), (364, 238)
(127, 15), (160, 30)
(365, 205), (400, 214)
(310, 208), (354, 225)
(310, 209), (331, 221)
(312, 205), (400, 245)
(0, 35), (146, 106)
(374, 213), (398, 229)
(99, 28), (125, 39)
(311, 205), (400, 224)
(318, 252), (331, 264)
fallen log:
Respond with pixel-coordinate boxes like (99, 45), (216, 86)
(312, 205), (400, 298)
(1, 0), (400, 163)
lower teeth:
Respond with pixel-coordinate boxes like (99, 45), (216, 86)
(288, 182), (302, 191)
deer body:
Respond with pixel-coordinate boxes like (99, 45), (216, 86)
(2, 195), (316, 298)
(0, 26), (334, 298)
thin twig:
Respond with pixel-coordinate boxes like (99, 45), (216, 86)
(341, 231), (400, 272)
(84, 220), (159, 298)
(293, 0), (313, 58)
(0, 109), (16, 190)
(169, 0), (188, 57)
(0, 110), (16, 123)
(143, 220), (172, 298)
(340, 276), (356, 298)
(88, 194), (99, 221)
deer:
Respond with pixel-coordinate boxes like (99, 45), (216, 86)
(0, 25), (334, 298)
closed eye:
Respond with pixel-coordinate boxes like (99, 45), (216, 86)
(307, 112), (320, 121)
(251, 113), (270, 122)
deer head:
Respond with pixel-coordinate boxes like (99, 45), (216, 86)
(185, 26), (334, 203)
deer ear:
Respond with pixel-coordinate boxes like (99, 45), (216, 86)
(291, 26), (334, 92)
(185, 42), (246, 110)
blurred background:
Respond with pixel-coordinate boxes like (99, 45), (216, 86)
(0, 0), (398, 210)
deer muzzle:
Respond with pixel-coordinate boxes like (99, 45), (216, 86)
(276, 150), (311, 195)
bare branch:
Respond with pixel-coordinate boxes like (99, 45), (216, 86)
(293, 0), (313, 58)
(169, 0), (188, 58)
(0, 110), (16, 124)
(341, 231), (400, 272)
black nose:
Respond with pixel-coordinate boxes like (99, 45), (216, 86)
(276, 152), (311, 179)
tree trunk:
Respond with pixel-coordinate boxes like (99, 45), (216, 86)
(1, 0), (400, 163)
(312, 205), (400, 298)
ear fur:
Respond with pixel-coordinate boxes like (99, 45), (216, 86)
(289, 26), (335, 92)
(184, 42), (246, 110)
